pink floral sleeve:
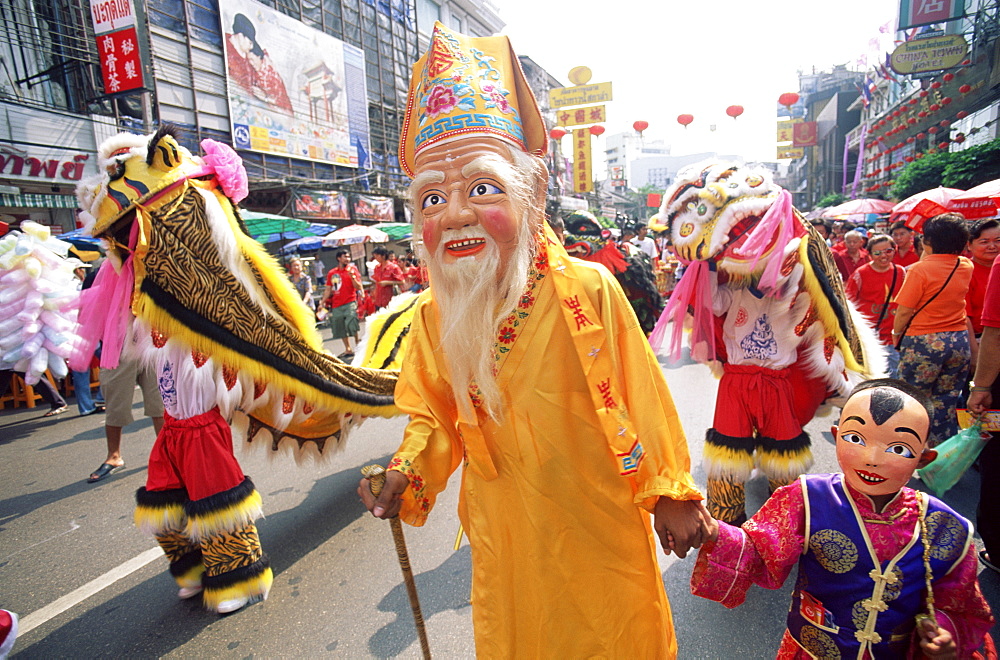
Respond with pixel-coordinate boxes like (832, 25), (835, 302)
(691, 481), (807, 608)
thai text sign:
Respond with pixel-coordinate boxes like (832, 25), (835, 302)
(890, 34), (968, 75)
(777, 119), (803, 142)
(556, 105), (606, 127)
(777, 146), (804, 160)
(573, 129), (592, 193)
(898, 0), (965, 30)
(549, 83), (613, 109)
(90, 0), (146, 95)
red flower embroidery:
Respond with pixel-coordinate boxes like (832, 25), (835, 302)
(498, 326), (516, 344)
(425, 84), (458, 118)
(519, 292), (535, 308)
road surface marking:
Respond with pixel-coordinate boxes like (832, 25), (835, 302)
(18, 547), (164, 635)
(0, 521), (80, 564)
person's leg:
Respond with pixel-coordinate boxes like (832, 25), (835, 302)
(90, 363), (138, 478)
(103, 425), (124, 467)
(705, 372), (756, 524)
(897, 335), (945, 442)
(29, 373), (67, 412)
(930, 331), (970, 444)
(72, 370), (97, 415)
(979, 432), (1000, 570)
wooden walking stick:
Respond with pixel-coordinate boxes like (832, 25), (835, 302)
(362, 464), (431, 659)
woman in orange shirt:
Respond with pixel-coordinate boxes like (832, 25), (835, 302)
(893, 213), (974, 444)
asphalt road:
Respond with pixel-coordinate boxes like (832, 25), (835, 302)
(1, 344), (997, 658)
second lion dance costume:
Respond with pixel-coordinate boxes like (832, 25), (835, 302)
(650, 165), (886, 523)
(73, 130), (399, 612)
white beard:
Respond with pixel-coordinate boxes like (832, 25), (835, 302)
(424, 224), (534, 422)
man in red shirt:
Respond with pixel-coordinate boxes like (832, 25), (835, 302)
(370, 246), (404, 309)
(845, 234), (905, 375)
(321, 249), (362, 359)
(833, 230), (870, 281)
(891, 221), (920, 267)
(967, 258), (1000, 575)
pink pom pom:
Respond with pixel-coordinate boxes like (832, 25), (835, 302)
(201, 139), (248, 203)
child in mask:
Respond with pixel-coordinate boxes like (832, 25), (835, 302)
(691, 378), (994, 658)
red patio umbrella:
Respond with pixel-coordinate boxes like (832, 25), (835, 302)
(890, 187), (965, 231)
(947, 179), (1000, 219)
(822, 198), (895, 221)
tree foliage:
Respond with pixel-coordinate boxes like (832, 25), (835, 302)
(892, 137), (1000, 199)
(816, 192), (847, 208)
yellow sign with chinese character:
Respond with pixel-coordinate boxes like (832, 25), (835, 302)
(557, 105), (607, 127)
(549, 82), (613, 109)
(777, 119), (803, 142)
(573, 128), (592, 193)
(777, 146), (804, 160)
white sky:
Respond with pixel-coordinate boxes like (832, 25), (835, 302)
(494, 0), (899, 163)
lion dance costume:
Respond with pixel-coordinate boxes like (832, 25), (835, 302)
(73, 127), (400, 612)
(650, 163), (885, 523)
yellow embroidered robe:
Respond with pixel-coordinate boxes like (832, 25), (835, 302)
(390, 256), (701, 658)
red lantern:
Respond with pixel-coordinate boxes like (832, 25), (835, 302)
(916, 153), (924, 159)
(589, 125), (605, 136)
(939, 141), (949, 149)
(918, 111), (928, 118)
(959, 84), (972, 94)
(931, 81), (942, 89)
(955, 133), (966, 143)
(930, 103), (940, 112)
(633, 120), (649, 133)
(726, 105), (744, 119)
(928, 126), (939, 134)
(549, 127), (567, 140)
(906, 136), (915, 143)
(917, 132), (926, 139)
(908, 117), (918, 124)
(943, 73), (955, 82)
(957, 110), (968, 119)
(778, 92), (800, 108)
(962, 59), (971, 65)
(909, 98), (919, 105)
(920, 90), (929, 98)
(904, 156), (914, 162)
(939, 119), (950, 128)
(677, 113), (694, 127)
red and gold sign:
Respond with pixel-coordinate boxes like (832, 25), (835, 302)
(793, 121), (818, 147)
(556, 105), (606, 127)
(573, 128), (592, 193)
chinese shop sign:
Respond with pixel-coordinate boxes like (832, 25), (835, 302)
(90, 0), (148, 96)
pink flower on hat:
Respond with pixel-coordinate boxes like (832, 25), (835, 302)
(425, 84), (459, 118)
(200, 139), (248, 203)
(481, 83), (512, 114)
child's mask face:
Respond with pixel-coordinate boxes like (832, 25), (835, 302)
(834, 388), (932, 498)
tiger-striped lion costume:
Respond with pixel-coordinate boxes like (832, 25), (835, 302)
(650, 162), (885, 523)
(73, 127), (404, 612)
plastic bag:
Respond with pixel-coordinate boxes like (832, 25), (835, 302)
(917, 422), (989, 496)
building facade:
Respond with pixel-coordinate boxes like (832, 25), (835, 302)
(0, 0), (504, 235)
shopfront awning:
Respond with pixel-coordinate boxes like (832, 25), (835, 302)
(0, 193), (79, 209)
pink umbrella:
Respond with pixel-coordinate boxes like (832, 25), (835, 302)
(890, 187), (965, 231)
(822, 198), (895, 220)
(947, 179), (1000, 219)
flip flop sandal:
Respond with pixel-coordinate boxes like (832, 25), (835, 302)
(87, 463), (125, 483)
(43, 405), (68, 417)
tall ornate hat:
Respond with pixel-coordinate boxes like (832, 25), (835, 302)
(399, 22), (547, 177)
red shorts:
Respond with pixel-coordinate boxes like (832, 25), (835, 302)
(146, 407), (245, 501)
(713, 364), (803, 441)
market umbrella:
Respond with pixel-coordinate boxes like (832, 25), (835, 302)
(279, 235), (325, 254)
(947, 179), (1000, 219)
(241, 211), (327, 243)
(54, 228), (104, 262)
(822, 198), (895, 221)
(371, 222), (413, 241)
(321, 224), (389, 247)
(890, 187), (965, 231)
